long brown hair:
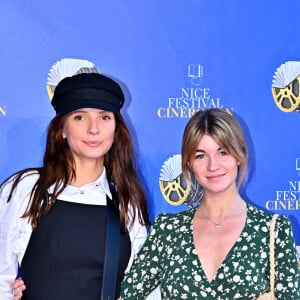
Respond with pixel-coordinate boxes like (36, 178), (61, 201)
(4, 112), (150, 229)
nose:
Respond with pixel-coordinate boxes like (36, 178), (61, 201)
(207, 155), (220, 171)
(88, 118), (100, 134)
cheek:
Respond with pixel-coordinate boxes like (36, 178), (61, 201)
(62, 129), (76, 141)
(102, 130), (115, 150)
(62, 122), (83, 140)
(227, 159), (239, 170)
(106, 125), (116, 140)
(190, 161), (204, 176)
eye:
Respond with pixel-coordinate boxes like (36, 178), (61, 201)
(73, 114), (84, 121)
(219, 149), (228, 156)
(101, 114), (112, 120)
(195, 153), (206, 160)
(99, 111), (114, 121)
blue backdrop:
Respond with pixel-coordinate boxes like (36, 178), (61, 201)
(0, 2), (299, 254)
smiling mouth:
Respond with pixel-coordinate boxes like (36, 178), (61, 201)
(207, 174), (224, 180)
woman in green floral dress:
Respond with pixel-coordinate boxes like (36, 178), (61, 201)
(120, 108), (300, 299)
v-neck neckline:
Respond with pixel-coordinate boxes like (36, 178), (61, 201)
(190, 203), (250, 284)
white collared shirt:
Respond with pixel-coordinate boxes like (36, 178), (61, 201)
(0, 169), (149, 299)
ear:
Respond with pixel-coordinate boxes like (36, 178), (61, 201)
(62, 131), (67, 139)
(187, 160), (193, 172)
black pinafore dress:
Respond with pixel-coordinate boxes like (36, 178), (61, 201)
(21, 195), (131, 300)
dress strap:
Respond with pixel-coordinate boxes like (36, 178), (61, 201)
(101, 193), (121, 299)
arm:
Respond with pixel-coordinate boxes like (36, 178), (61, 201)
(126, 207), (148, 273)
(0, 175), (35, 299)
(13, 278), (26, 300)
(274, 215), (300, 299)
(120, 215), (166, 299)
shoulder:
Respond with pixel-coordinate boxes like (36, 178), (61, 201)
(150, 206), (196, 233)
(0, 170), (40, 219)
(0, 170), (40, 199)
(247, 203), (272, 218)
(247, 203), (293, 232)
(247, 203), (273, 225)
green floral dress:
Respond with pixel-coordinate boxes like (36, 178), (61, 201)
(120, 204), (300, 299)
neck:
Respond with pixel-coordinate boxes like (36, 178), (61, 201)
(197, 191), (246, 223)
(72, 160), (104, 187)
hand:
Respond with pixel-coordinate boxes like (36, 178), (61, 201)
(13, 278), (26, 300)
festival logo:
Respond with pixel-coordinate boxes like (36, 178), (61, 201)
(271, 61), (300, 113)
(297, 158), (300, 176)
(266, 158), (300, 211)
(46, 58), (99, 100)
(157, 64), (225, 119)
(188, 64), (203, 85)
(158, 65), (232, 205)
(0, 105), (6, 117)
(159, 154), (203, 207)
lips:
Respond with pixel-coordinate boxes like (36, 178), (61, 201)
(206, 173), (225, 180)
(84, 141), (101, 147)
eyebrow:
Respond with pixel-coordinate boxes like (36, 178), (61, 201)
(195, 149), (205, 153)
(195, 147), (223, 153)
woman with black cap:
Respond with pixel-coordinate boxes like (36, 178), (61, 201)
(0, 59), (152, 300)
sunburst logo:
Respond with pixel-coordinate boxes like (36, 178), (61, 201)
(46, 58), (99, 100)
(159, 154), (203, 206)
(271, 61), (300, 113)
(0, 106), (6, 116)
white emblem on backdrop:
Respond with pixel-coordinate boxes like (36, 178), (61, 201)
(159, 154), (203, 206)
(296, 158), (300, 176)
(46, 58), (100, 100)
(266, 158), (300, 211)
(157, 64), (225, 118)
(188, 64), (203, 85)
(0, 106), (6, 116)
(272, 61), (300, 113)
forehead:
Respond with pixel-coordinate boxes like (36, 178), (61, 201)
(196, 134), (222, 150)
(63, 108), (115, 124)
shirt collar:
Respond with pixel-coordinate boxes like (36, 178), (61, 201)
(48, 167), (112, 199)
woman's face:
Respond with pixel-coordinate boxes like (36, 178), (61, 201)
(62, 108), (116, 166)
(190, 134), (239, 196)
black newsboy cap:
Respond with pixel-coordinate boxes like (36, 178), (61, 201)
(51, 73), (125, 115)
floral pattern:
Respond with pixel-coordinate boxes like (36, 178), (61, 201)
(120, 204), (300, 299)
